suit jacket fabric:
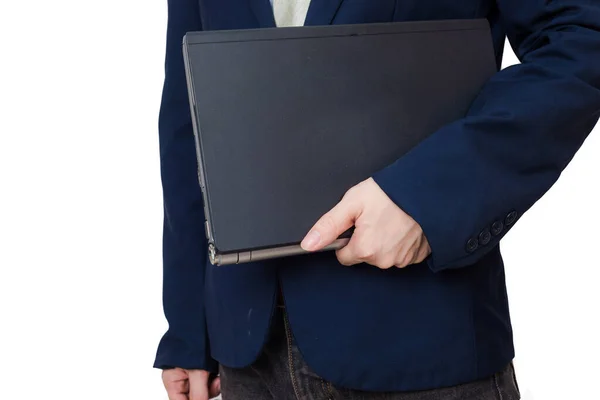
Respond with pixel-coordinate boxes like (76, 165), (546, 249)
(154, 0), (600, 392)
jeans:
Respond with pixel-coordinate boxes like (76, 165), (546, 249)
(219, 306), (521, 400)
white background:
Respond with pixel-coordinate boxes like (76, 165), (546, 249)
(0, 1), (598, 399)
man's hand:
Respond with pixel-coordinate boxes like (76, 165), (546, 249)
(301, 178), (431, 269)
(162, 368), (221, 400)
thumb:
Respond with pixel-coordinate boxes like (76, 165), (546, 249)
(301, 197), (359, 251)
(209, 376), (221, 399)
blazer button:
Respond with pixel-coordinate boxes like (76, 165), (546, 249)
(466, 238), (479, 253)
(479, 229), (492, 246)
(491, 221), (504, 236)
(505, 210), (518, 226)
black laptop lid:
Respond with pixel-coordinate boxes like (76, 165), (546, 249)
(183, 19), (497, 253)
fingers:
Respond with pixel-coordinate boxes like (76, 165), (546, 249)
(162, 369), (216, 400)
(209, 376), (221, 399)
(392, 225), (431, 268)
(301, 196), (360, 251)
(188, 370), (211, 400)
(163, 369), (190, 400)
(335, 235), (363, 266)
(336, 235), (394, 269)
(336, 227), (430, 270)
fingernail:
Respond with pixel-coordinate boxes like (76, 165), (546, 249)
(301, 230), (321, 250)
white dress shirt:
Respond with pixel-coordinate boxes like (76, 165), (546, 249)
(271, 0), (312, 27)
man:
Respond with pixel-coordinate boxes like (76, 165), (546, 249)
(155, 1), (600, 399)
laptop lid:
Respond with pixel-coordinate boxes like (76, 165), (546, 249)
(183, 19), (497, 263)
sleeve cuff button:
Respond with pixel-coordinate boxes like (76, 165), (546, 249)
(505, 210), (518, 226)
(466, 238), (479, 253)
(479, 229), (492, 246)
(491, 221), (504, 236)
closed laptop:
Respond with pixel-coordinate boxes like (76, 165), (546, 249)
(182, 19), (497, 265)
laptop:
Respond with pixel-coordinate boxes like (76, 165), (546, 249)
(182, 19), (497, 266)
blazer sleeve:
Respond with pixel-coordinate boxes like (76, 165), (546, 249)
(153, 0), (218, 372)
(372, 0), (600, 272)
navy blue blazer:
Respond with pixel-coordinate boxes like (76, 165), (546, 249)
(154, 0), (600, 392)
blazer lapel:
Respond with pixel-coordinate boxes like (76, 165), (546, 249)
(248, 0), (276, 27)
(304, 0), (345, 26)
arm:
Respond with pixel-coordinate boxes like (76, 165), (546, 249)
(154, 0), (217, 372)
(371, 0), (600, 272)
